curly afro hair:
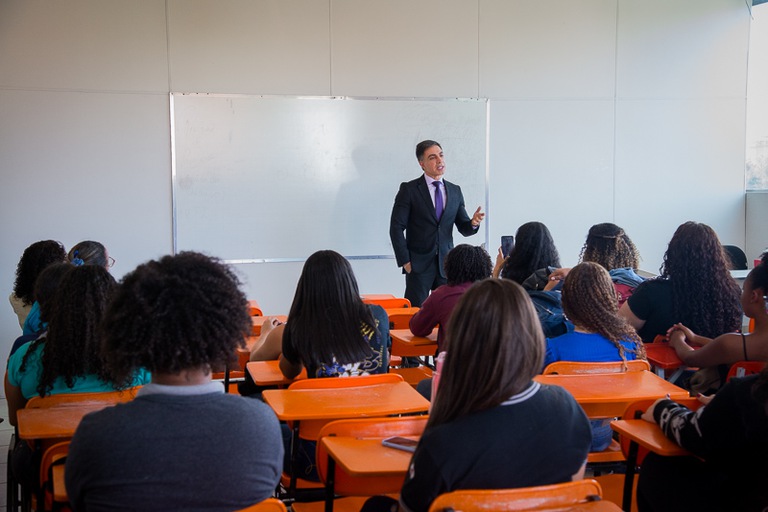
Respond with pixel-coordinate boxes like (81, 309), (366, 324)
(101, 252), (251, 382)
(444, 245), (493, 286)
(660, 221), (742, 338)
(579, 223), (640, 271)
(501, 222), (560, 284)
(13, 240), (66, 305)
(562, 262), (645, 365)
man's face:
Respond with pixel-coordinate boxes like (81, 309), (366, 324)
(419, 145), (445, 180)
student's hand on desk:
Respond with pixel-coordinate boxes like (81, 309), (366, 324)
(641, 398), (667, 423)
(471, 206), (484, 227)
(697, 393), (714, 406)
(668, 328), (694, 352)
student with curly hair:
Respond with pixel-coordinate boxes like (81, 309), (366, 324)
(548, 223), (644, 305)
(544, 262), (647, 451)
(410, 244), (492, 353)
(619, 221), (742, 343)
(492, 221), (560, 286)
(5, 265), (150, 425)
(65, 252), (283, 511)
(10, 240), (66, 329)
(397, 280), (591, 512)
(665, 252), (768, 382)
(8, 262), (71, 358)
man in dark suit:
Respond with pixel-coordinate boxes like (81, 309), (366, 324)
(389, 140), (485, 307)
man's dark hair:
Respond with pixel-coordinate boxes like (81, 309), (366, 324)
(415, 140), (442, 161)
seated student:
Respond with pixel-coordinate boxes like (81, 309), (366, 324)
(637, 366), (768, 511)
(492, 221), (560, 285)
(252, 250), (389, 378)
(5, 265), (150, 426)
(22, 240), (113, 336)
(397, 280), (591, 512)
(410, 244), (492, 399)
(547, 223), (644, 306)
(10, 240), (66, 330)
(619, 221), (741, 343)
(410, 244), (492, 354)
(665, 252), (768, 388)
(8, 262), (70, 358)
(544, 262), (647, 451)
(65, 252), (283, 511)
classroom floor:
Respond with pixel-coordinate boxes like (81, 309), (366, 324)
(0, 397), (11, 512)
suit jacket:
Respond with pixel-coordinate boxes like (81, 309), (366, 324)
(389, 176), (478, 278)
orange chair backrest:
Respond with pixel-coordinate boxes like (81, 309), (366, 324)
(316, 416), (428, 496)
(288, 373), (403, 390)
(619, 397), (703, 466)
(387, 309), (420, 329)
(25, 387), (141, 409)
(235, 498), (287, 512)
(248, 300), (263, 317)
(651, 335), (668, 344)
(542, 360), (650, 375)
(288, 373), (406, 440)
(362, 297), (412, 309)
(726, 360), (766, 382)
(39, 441), (71, 511)
(427, 479), (603, 512)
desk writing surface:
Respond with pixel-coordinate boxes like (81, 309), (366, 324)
(644, 343), (683, 370)
(17, 403), (109, 440)
(610, 419), (690, 457)
(322, 437), (415, 476)
(263, 381), (429, 421)
(390, 329), (438, 357)
(246, 360), (306, 386)
(534, 371), (688, 417)
(390, 329), (437, 345)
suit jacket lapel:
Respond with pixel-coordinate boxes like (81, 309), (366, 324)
(416, 178), (438, 221)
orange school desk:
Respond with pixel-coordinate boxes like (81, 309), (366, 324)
(262, 381), (429, 422)
(251, 315), (288, 336)
(17, 403), (109, 442)
(611, 419), (691, 511)
(390, 328), (438, 358)
(533, 371), (689, 418)
(644, 343), (690, 382)
(246, 360), (307, 387)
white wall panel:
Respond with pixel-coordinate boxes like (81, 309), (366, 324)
(480, 0), (617, 99)
(331, 0), (478, 97)
(617, 0), (750, 99)
(0, 0), (168, 92)
(168, 0), (331, 95)
(0, 90), (173, 368)
(488, 100), (616, 266)
(615, 98), (746, 271)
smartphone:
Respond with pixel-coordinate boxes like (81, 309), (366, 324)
(381, 436), (418, 453)
(501, 235), (515, 258)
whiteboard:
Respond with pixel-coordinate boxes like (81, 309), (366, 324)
(171, 94), (488, 261)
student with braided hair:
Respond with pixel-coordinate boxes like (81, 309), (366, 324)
(544, 262), (646, 451)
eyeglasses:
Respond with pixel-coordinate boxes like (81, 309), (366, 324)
(107, 257), (116, 268)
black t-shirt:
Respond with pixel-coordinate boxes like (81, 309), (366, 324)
(400, 382), (591, 512)
(626, 279), (675, 343)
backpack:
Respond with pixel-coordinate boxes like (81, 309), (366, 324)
(614, 282), (635, 307)
(527, 290), (574, 338)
